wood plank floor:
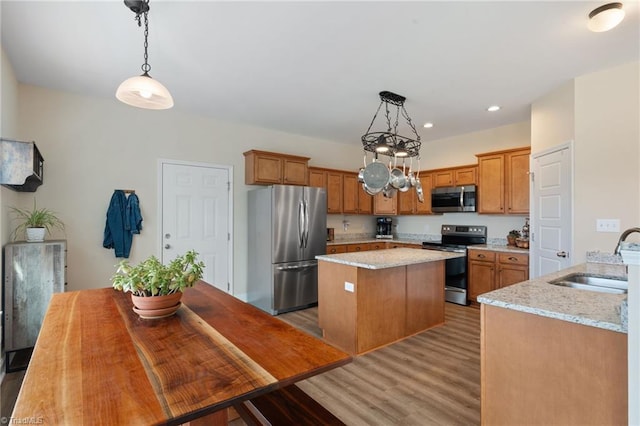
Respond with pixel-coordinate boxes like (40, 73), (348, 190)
(278, 302), (481, 426)
(2, 303), (480, 425)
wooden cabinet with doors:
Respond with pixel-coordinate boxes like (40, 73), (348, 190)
(308, 167), (327, 188)
(310, 167), (372, 215)
(373, 192), (397, 215)
(244, 150), (309, 186)
(476, 147), (530, 214)
(468, 248), (529, 304)
(342, 172), (360, 214)
(431, 165), (477, 188)
(397, 172), (434, 215)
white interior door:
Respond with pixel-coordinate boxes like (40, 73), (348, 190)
(160, 161), (232, 293)
(530, 143), (573, 278)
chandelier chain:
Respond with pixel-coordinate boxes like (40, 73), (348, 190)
(141, 11), (151, 74)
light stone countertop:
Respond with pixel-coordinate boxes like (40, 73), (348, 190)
(478, 262), (628, 333)
(468, 244), (530, 254)
(327, 238), (424, 246)
(316, 247), (464, 270)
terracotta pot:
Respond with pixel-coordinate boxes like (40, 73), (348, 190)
(131, 292), (183, 319)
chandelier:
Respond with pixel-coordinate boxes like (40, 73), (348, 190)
(361, 91), (421, 158)
(115, 0), (174, 110)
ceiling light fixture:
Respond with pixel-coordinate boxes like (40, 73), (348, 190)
(487, 105), (500, 112)
(116, 0), (173, 110)
(361, 91), (421, 158)
(588, 2), (625, 32)
(423, 122), (434, 128)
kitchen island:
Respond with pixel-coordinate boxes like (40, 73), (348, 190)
(316, 248), (464, 355)
(478, 262), (628, 425)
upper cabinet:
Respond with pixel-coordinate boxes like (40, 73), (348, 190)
(1, 139), (44, 192)
(397, 172), (434, 215)
(244, 150), (309, 186)
(309, 167), (372, 215)
(476, 147), (530, 214)
(432, 165), (477, 188)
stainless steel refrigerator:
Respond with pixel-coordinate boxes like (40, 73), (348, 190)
(247, 185), (327, 315)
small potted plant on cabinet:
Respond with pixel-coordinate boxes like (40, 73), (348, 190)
(10, 200), (65, 242)
(111, 250), (205, 319)
(507, 230), (521, 246)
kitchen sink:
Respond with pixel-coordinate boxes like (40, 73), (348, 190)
(548, 273), (628, 294)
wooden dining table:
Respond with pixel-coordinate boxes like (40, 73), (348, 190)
(11, 282), (352, 425)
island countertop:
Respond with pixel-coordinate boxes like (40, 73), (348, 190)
(316, 247), (464, 270)
(478, 262), (627, 333)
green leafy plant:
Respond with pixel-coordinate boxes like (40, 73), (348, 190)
(10, 199), (65, 240)
(112, 250), (205, 297)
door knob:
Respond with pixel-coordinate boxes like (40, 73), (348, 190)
(556, 251), (567, 258)
(165, 244), (171, 249)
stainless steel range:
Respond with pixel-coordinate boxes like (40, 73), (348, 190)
(422, 225), (487, 305)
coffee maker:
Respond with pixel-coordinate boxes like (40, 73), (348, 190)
(376, 217), (393, 239)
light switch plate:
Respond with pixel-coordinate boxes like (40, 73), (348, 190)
(596, 219), (620, 233)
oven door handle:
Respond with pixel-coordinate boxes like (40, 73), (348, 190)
(459, 187), (464, 209)
(444, 287), (466, 293)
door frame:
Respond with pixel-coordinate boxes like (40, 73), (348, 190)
(157, 158), (234, 293)
(529, 141), (574, 278)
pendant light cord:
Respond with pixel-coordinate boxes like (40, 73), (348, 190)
(141, 11), (151, 75)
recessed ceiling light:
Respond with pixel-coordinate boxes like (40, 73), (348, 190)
(588, 2), (625, 32)
(423, 122), (434, 128)
(487, 105), (500, 112)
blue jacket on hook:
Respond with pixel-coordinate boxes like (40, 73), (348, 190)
(103, 190), (143, 258)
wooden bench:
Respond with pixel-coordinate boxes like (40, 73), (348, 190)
(234, 384), (345, 425)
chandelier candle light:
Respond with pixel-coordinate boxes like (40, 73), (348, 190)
(360, 91), (424, 202)
(116, 0), (174, 110)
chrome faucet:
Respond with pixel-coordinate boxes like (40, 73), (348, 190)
(614, 227), (640, 255)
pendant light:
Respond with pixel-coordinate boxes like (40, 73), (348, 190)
(588, 3), (625, 32)
(116, 0), (173, 110)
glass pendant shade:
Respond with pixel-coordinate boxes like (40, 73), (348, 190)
(116, 73), (174, 110)
(588, 3), (625, 32)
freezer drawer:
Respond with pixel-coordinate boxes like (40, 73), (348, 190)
(272, 260), (318, 314)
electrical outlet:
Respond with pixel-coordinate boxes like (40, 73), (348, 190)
(596, 219), (620, 233)
(344, 281), (354, 292)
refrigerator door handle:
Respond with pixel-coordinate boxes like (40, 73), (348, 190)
(298, 200), (305, 248)
(303, 198), (310, 248)
(275, 262), (317, 271)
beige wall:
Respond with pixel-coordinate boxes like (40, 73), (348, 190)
(531, 80), (575, 152)
(574, 62), (640, 257)
(531, 61), (640, 263)
(15, 84), (365, 298)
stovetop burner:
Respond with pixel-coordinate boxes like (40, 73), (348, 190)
(422, 224), (487, 251)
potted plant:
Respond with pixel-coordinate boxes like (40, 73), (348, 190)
(10, 199), (65, 242)
(507, 230), (521, 246)
(111, 250), (205, 319)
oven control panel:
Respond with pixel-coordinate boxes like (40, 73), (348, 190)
(441, 225), (487, 237)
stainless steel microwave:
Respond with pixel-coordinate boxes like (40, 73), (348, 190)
(431, 185), (477, 213)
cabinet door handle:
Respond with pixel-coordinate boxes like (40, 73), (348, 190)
(557, 251), (568, 258)
(478, 254), (485, 258)
(508, 256), (518, 262)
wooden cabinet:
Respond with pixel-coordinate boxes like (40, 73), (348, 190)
(326, 171), (343, 214)
(308, 167), (327, 188)
(244, 150), (309, 186)
(373, 192), (397, 215)
(397, 173), (434, 215)
(342, 172), (359, 214)
(369, 241), (387, 250)
(346, 243), (370, 253)
(476, 147), (530, 214)
(326, 244), (347, 254)
(431, 165), (477, 188)
(468, 249), (529, 304)
(388, 242), (422, 249)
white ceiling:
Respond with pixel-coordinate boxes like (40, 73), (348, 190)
(2, 1), (639, 146)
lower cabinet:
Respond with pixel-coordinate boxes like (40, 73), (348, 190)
(468, 249), (529, 304)
(326, 245), (347, 254)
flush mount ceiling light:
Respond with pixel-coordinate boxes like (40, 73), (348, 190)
(423, 122), (434, 129)
(116, 0), (173, 110)
(588, 2), (625, 32)
(361, 91), (421, 158)
(487, 105), (501, 112)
